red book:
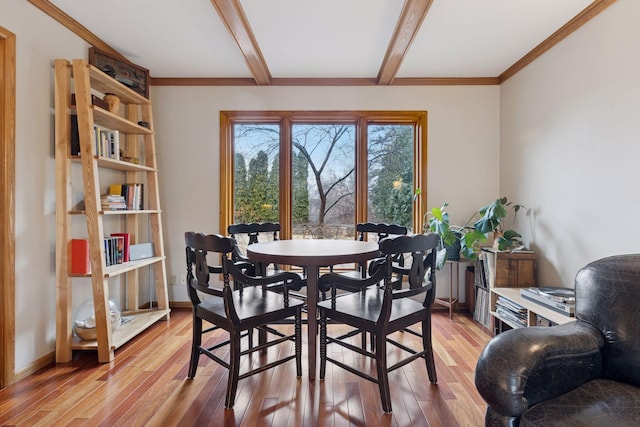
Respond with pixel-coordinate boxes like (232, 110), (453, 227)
(111, 233), (130, 262)
(70, 239), (90, 274)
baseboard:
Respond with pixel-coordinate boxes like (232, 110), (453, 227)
(138, 301), (190, 310)
(169, 301), (191, 309)
(14, 351), (55, 383)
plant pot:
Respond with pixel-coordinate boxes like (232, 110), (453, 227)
(492, 231), (503, 249)
(445, 232), (461, 261)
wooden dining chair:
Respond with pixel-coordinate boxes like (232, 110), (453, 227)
(338, 222), (408, 279)
(228, 222), (281, 276)
(322, 222), (408, 349)
(317, 233), (439, 413)
(184, 231), (304, 409)
(228, 221), (307, 301)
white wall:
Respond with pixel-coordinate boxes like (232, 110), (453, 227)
(152, 85), (501, 301)
(500, 0), (640, 287)
(2, 0), (89, 371)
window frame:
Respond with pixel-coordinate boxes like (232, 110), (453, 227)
(220, 111), (427, 239)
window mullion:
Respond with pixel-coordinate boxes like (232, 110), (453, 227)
(280, 117), (292, 240)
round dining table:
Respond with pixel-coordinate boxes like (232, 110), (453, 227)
(246, 238), (380, 380)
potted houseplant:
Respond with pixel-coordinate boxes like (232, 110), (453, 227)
(471, 197), (524, 252)
(425, 203), (486, 269)
(425, 197), (525, 268)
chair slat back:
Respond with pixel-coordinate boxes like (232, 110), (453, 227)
(185, 232), (239, 320)
(379, 233), (439, 305)
(228, 222), (281, 274)
(356, 222), (408, 242)
(228, 222), (280, 244)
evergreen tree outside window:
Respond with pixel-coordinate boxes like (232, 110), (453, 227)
(368, 124), (414, 228)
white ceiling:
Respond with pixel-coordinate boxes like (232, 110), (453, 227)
(47, 0), (595, 81)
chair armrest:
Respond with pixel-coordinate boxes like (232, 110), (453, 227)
(319, 265), (385, 294)
(475, 321), (604, 418)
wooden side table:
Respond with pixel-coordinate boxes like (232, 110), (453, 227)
(435, 259), (468, 319)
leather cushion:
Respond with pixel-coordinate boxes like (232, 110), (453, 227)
(521, 379), (640, 427)
(575, 254), (640, 385)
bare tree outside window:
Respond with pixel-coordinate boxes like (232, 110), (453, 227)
(292, 124), (355, 239)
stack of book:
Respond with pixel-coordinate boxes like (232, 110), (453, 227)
(520, 287), (575, 316)
(108, 183), (144, 210)
(495, 296), (528, 328)
(101, 193), (127, 210)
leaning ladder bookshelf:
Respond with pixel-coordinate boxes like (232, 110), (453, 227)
(54, 59), (170, 363)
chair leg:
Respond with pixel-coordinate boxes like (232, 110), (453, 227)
(375, 334), (392, 413)
(422, 317), (437, 384)
(225, 330), (242, 409)
(188, 314), (202, 379)
(295, 308), (302, 377)
(258, 328), (267, 348)
(320, 313), (327, 380)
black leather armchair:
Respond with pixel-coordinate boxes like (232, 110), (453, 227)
(475, 254), (640, 427)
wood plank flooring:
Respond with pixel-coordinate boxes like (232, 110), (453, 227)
(0, 308), (492, 426)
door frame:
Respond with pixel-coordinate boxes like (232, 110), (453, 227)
(0, 26), (16, 388)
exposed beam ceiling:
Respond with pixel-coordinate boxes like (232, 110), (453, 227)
(31, 0), (617, 86)
(377, 0), (434, 85)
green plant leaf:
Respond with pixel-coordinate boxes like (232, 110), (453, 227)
(435, 248), (447, 270)
(496, 229), (522, 251)
(474, 198), (509, 233)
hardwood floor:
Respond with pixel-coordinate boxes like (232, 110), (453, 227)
(0, 308), (491, 426)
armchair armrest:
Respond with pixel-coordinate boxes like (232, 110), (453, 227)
(475, 321), (604, 418)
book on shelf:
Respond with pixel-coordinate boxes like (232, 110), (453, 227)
(103, 236), (125, 267)
(481, 249), (496, 288)
(110, 233), (130, 262)
(69, 239), (90, 274)
(474, 259), (487, 288)
(70, 115), (80, 156)
(473, 287), (491, 328)
(93, 125), (120, 160)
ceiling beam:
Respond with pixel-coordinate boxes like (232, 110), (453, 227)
(499, 0), (617, 83)
(377, 0), (434, 85)
(210, 0), (271, 85)
(26, 0), (128, 63)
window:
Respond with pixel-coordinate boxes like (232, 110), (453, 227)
(220, 111), (427, 241)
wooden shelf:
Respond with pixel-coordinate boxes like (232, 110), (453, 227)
(55, 59), (169, 364)
(491, 287), (575, 331)
(71, 155), (156, 172)
(473, 250), (538, 331)
(92, 106), (153, 134)
(86, 63), (150, 105)
(69, 256), (165, 278)
(72, 308), (170, 350)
